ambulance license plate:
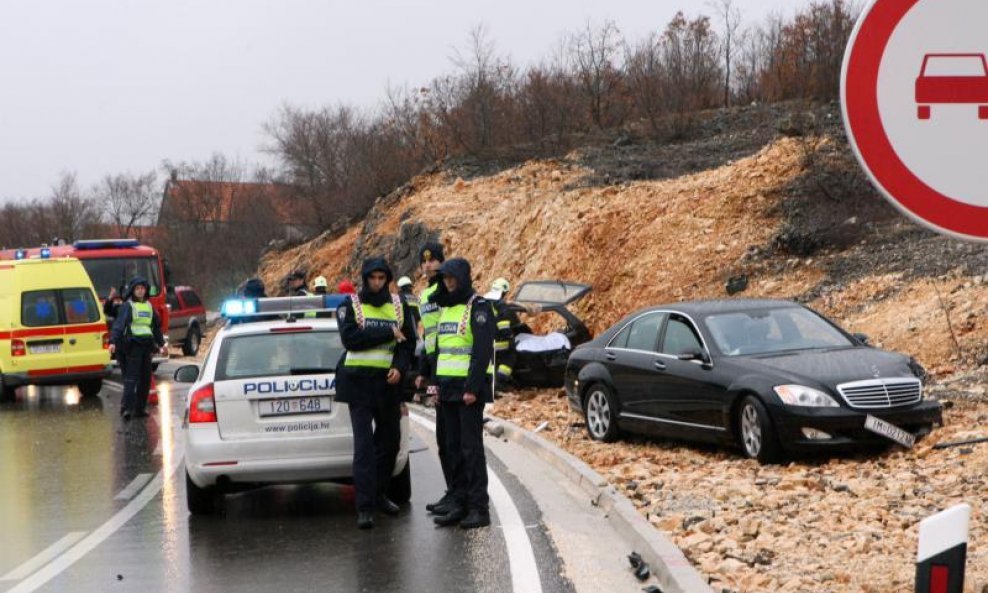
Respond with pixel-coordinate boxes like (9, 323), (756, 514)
(258, 396), (330, 417)
(864, 415), (915, 448)
(29, 344), (61, 354)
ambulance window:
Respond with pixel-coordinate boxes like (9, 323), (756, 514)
(61, 288), (100, 324)
(21, 291), (60, 327)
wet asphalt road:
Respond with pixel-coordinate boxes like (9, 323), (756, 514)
(0, 371), (573, 593)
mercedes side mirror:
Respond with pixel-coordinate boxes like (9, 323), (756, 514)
(853, 332), (870, 345)
(677, 348), (711, 365)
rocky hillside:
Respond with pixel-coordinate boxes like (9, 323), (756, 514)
(259, 100), (988, 377)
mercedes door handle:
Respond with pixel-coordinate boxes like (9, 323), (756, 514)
(653, 360), (667, 371)
(605, 352), (617, 361)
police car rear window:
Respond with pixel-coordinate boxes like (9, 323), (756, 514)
(21, 289), (100, 327)
(215, 330), (344, 381)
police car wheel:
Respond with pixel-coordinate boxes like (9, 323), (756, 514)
(584, 383), (621, 443)
(387, 458), (411, 505)
(186, 471), (217, 515)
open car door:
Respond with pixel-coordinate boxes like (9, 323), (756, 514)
(511, 280), (592, 348)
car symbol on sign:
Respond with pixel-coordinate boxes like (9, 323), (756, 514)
(916, 53), (988, 120)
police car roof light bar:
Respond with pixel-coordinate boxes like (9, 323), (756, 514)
(220, 296), (339, 318)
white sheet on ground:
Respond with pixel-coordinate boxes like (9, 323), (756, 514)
(515, 332), (571, 352)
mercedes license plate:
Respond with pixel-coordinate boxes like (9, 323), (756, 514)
(258, 396), (330, 417)
(864, 414), (915, 448)
(28, 344), (61, 354)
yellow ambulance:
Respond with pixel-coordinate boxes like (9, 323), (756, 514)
(0, 253), (111, 401)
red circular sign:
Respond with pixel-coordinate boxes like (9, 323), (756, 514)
(842, 0), (988, 241)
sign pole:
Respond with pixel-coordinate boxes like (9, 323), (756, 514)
(915, 504), (970, 593)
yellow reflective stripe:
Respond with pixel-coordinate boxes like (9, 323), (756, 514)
(497, 364), (513, 376)
(494, 341), (510, 351)
(436, 358), (470, 375)
(496, 321), (510, 329)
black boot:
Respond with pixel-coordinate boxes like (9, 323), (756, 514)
(377, 496), (400, 516)
(459, 509), (491, 529)
(356, 511), (374, 530)
(426, 492), (453, 514)
(433, 506), (467, 527)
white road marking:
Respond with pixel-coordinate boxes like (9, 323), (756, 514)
(113, 473), (154, 501)
(410, 412), (544, 593)
(0, 532), (87, 581)
(5, 419), (185, 593)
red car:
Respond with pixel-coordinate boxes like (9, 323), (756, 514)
(916, 53), (988, 120)
(166, 286), (207, 356)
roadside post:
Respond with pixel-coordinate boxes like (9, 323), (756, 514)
(915, 504), (970, 593)
(842, 0), (988, 241)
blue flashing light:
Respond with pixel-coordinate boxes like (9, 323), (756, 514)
(14, 249), (26, 260)
(73, 239), (141, 250)
(221, 299), (257, 317)
(40, 248), (51, 259)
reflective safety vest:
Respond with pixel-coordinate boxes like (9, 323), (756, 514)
(435, 297), (478, 378)
(492, 303), (511, 352)
(420, 283), (441, 355)
(343, 293), (404, 369)
(130, 301), (153, 338)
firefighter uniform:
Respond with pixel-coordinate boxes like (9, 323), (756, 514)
(431, 258), (494, 529)
(335, 258), (416, 529)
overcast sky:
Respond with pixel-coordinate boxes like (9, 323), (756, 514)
(0, 0), (816, 202)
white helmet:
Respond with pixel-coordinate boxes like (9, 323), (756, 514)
(396, 276), (413, 288)
(491, 277), (510, 293)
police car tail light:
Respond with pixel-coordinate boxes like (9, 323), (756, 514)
(101, 333), (110, 350)
(10, 339), (26, 357)
(188, 383), (217, 423)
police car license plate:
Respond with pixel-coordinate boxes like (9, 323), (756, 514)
(864, 414), (916, 448)
(28, 344), (61, 354)
(258, 396), (330, 417)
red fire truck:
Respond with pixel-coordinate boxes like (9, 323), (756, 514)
(0, 239), (170, 367)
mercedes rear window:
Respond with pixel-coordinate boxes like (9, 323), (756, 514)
(216, 330), (345, 381)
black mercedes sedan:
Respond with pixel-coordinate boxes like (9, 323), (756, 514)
(564, 299), (943, 463)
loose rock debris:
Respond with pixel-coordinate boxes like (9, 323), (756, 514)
(494, 391), (987, 593)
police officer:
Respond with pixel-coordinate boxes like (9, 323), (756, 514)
(336, 257), (416, 529)
(109, 277), (166, 420)
(431, 258), (494, 529)
(413, 242), (454, 513)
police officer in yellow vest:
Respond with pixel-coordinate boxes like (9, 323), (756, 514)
(109, 277), (166, 420)
(413, 242), (455, 512)
(429, 258), (495, 529)
(336, 257), (416, 529)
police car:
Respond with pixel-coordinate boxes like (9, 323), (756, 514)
(173, 296), (411, 515)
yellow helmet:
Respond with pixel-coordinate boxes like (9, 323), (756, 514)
(313, 276), (328, 289)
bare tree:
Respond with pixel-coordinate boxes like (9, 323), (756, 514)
(49, 172), (100, 243)
(569, 20), (625, 129)
(96, 170), (160, 236)
(709, 0), (742, 107)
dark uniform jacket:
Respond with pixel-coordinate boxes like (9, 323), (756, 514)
(335, 258), (416, 406)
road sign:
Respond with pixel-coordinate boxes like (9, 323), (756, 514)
(915, 504), (970, 593)
(842, 0), (988, 241)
